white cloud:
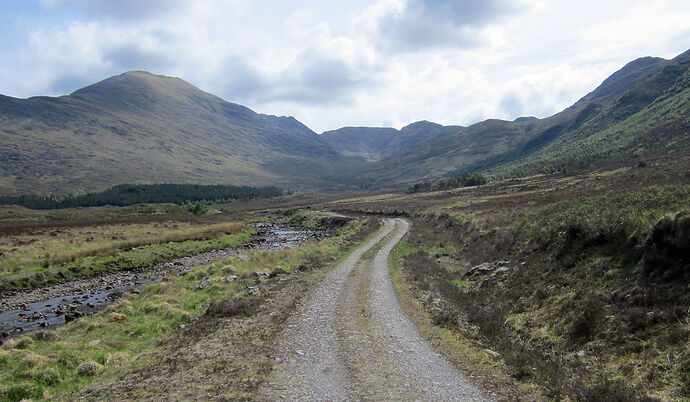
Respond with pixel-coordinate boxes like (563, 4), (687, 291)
(1, 0), (689, 132)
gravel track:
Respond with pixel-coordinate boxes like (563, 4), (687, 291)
(259, 218), (489, 401)
(259, 219), (396, 400)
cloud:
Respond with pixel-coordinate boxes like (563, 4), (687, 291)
(260, 53), (369, 105)
(41, 0), (186, 20)
(2, 0), (689, 133)
(105, 44), (173, 72)
(375, 0), (535, 52)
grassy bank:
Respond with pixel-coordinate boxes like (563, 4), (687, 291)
(331, 160), (690, 400)
(0, 221), (253, 291)
(0, 216), (377, 400)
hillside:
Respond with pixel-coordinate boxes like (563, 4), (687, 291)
(342, 48), (690, 188)
(320, 121), (461, 161)
(0, 71), (357, 195)
(1, 49), (689, 196)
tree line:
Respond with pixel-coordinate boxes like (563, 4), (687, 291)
(0, 184), (286, 210)
(407, 173), (487, 193)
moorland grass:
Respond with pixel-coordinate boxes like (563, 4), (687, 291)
(0, 221), (253, 291)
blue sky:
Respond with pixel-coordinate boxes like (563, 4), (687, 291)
(1, 0), (689, 132)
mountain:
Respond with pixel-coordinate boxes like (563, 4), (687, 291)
(338, 48), (690, 188)
(319, 121), (461, 161)
(2, 48), (689, 196)
(0, 71), (358, 195)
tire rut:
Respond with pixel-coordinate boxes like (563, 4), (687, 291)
(258, 219), (489, 401)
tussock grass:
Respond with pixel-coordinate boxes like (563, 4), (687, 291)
(0, 221), (253, 291)
(44, 222), (245, 266)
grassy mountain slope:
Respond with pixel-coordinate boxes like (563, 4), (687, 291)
(346, 49), (690, 188)
(0, 71), (358, 196)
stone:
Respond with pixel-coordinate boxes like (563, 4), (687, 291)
(198, 276), (213, 290)
(465, 262), (494, 276)
(246, 286), (259, 294)
(224, 275), (238, 283)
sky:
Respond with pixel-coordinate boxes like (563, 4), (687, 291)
(0, 0), (689, 132)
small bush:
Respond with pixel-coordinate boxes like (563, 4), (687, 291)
(1, 383), (44, 401)
(32, 367), (60, 386)
(205, 298), (255, 317)
(567, 297), (605, 341)
(642, 211), (690, 279)
(14, 336), (34, 349)
(77, 361), (102, 376)
(184, 201), (209, 215)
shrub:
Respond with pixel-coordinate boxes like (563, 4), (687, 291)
(32, 367), (60, 386)
(77, 361), (102, 376)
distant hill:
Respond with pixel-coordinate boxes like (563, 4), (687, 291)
(319, 121), (461, 161)
(338, 48), (690, 188)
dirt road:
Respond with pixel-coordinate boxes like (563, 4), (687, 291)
(259, 218), (488, 401)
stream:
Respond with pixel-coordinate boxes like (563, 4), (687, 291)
(0, 221), (326, 337)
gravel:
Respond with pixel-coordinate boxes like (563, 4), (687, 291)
(260, 219), (490, 401)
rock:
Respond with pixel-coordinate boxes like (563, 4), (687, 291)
(0, 332), (9, 338)
(64, 311), (83, 323)
(239, 255), (249, 262)
(198, 276), (213, 290)
(224, 275), (238, 283)
(245, 286), (259, 294)
(484, 348), (500, 358)
(89, 339), (101, 346)
(465, 262), (494, 276)
(30, 311), (46, 320)
(490, 266), (512, 278)
(269, 267), (288, 278)
(294, 350), (305, 356)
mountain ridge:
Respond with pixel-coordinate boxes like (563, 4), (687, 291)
(1, 48), (689, 195)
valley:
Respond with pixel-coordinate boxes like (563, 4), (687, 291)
(0, 46), (688, 401)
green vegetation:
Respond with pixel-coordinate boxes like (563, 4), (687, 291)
(0, 221), (253, 291)
(286, 209), (352, 230)
(0, 216), (369, 400)
(407, 173), (488, 193)
(500, 69), (690, 178)
(332, 158), (690, 399)
(0, 184), (285, 210)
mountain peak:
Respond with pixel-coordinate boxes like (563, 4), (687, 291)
(69, 71), (221, 112)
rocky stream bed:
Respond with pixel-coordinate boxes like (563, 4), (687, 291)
(0, 221), (326, 337)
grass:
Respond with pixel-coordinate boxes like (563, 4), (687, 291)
(329, 156), (690, 399)
(0, 221), (253, 291)
(0, 217), (369, 400)
(387, 241), (545, 400)
(509, 184), (690, 245)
